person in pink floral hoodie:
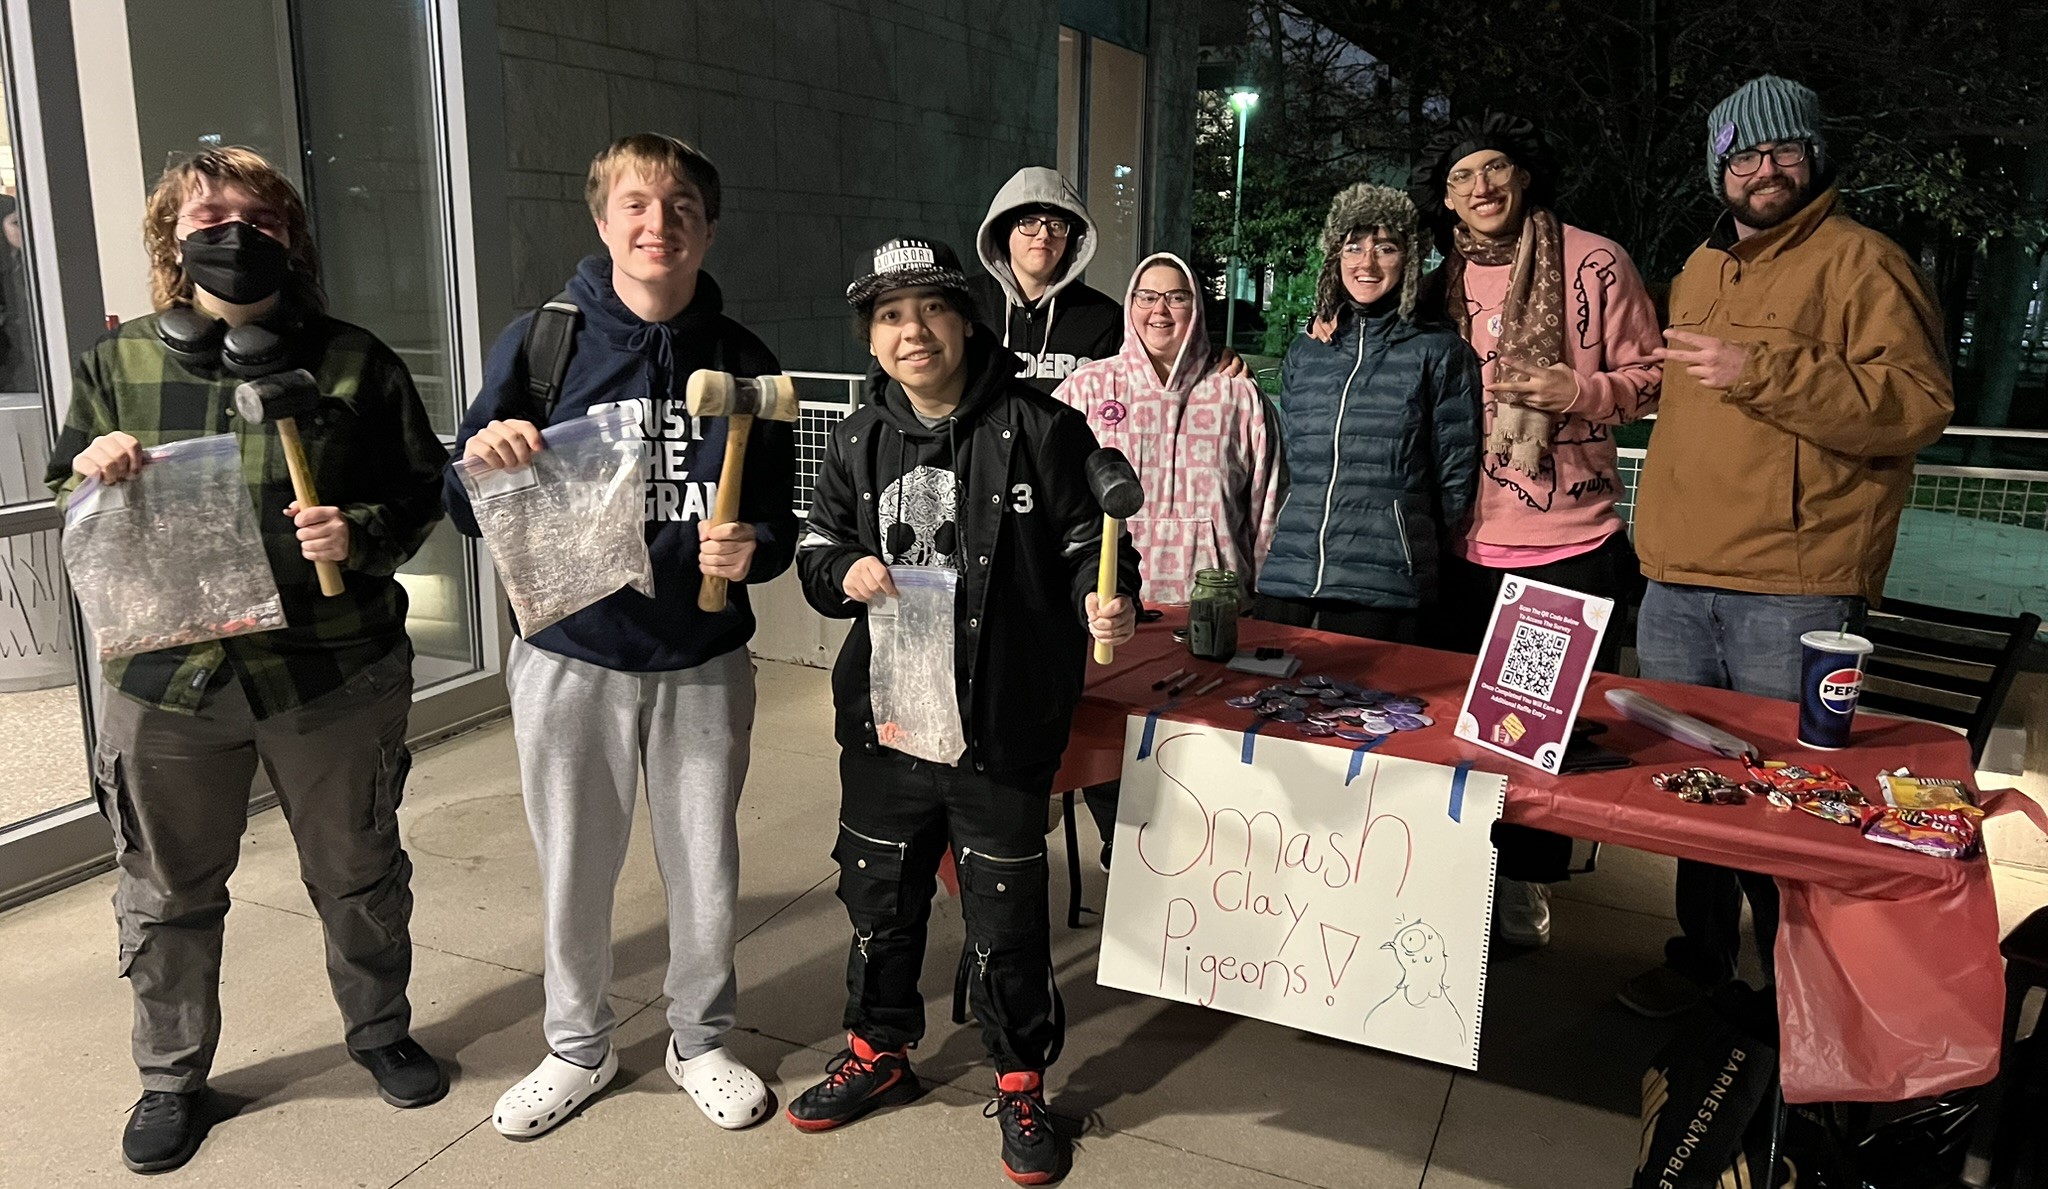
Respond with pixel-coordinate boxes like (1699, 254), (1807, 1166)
(1054, 253), (1282, 604)
(1053, 252), (1282, 864)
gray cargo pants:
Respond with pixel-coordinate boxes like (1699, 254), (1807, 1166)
(92, 647), (417, 1092)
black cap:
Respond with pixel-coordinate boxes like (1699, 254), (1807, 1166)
(846, 237), (971, 310)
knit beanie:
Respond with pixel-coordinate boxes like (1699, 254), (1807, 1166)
(1315, 183), (1422, 324)
(1706, 75), (1827, 187)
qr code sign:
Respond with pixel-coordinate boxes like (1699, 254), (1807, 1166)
(1499, 620), (1570, 702)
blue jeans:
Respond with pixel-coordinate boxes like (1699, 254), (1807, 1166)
(1636, 581), (1865, 986)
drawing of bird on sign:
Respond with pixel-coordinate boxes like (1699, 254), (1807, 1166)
(1361, 920), (1467, 1053)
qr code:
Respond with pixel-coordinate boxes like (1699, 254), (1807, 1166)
(1499, 620), (1570, 702)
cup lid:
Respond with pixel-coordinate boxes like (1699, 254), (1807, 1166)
(1800, 629), (1874, 655)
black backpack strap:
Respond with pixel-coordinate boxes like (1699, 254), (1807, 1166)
(517, 289), (580, 423)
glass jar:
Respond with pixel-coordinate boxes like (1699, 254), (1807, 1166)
(1187, 568), (1240, 661)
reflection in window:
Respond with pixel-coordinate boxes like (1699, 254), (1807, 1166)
(1085, 39), (1147, 293)
(0, 49), (88, 830)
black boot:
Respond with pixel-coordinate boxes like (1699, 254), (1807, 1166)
(122, 1090), (200, 1174)
(350, 1036), (449, 1108)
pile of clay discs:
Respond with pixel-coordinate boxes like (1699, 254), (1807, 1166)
(1224, 674), (1432, 740)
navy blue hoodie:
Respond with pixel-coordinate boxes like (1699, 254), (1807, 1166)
(445, 256), (797, 672)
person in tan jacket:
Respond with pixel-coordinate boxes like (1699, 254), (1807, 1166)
(1621, 76), (1953, 1019)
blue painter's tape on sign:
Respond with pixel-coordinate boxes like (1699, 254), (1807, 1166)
(1240, 719), (1268, 764)
(1449, 761), (1473, 823)
(1136, 699), (1178, 760)
(1345, 736), (1388, 785)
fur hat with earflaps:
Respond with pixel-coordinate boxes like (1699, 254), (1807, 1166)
(1315, 183), (1423, 324)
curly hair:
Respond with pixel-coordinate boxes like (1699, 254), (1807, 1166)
(1314, 183), (1423, 324)
(142, 147), (322, 313)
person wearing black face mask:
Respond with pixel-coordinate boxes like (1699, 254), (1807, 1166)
(46, 148), (452, 1175)
(178, 218), (294, 306)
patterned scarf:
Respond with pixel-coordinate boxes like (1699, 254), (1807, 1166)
(1444, 206), (1565, 477)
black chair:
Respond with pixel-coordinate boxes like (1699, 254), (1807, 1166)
(1961, 906), (2048, 1187)
(1854, 598), (2040, 766)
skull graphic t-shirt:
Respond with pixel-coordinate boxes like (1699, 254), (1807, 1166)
(880, 464), (960, 569)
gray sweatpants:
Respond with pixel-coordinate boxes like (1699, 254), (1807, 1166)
(506, 639), (754, 1065)
(95, 646), (417, 1093)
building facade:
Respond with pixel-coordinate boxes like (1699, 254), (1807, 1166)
(0, 0), (1197, 905)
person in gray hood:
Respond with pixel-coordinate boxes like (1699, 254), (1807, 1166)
(968, 167), (1127, 392)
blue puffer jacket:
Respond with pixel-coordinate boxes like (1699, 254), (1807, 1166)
(1259, 298), (1482, 609)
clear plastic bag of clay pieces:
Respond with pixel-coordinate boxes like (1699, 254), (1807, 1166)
(867, 565), (968, 765)
(457, 403), (653, 634)
(63, 433), (286, 661)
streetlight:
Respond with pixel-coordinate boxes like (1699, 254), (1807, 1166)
(1223, 87), (1259, 352)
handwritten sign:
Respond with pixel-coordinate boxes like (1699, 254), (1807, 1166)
(1454, 576), (1612, 773)
(1097, 717), (1506, 1070)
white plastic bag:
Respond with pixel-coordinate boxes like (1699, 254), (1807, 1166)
(868, 565), (966, 765)
(457, 404), (652, 634)
(62, 433), (286, 661)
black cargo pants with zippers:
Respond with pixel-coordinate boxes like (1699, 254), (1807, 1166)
(831, 746), (1064, 1073)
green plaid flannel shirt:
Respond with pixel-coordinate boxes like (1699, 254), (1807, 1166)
(48, 308), (449, 716)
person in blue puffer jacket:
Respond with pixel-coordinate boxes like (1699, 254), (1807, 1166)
(1255, 183), (1482, 643)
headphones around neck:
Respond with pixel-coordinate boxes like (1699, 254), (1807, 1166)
(156, 306), (294, 378)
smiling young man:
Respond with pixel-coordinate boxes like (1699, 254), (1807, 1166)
(1624, 77), (1952, 1018)
(446, 133), (795, 1138)
(791, 237), (1139, 1184)
(49, 148), (449, 1174)
(1403, 112), (1664, 950)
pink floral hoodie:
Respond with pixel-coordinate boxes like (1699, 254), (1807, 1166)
(1052, 252), (1282, 604)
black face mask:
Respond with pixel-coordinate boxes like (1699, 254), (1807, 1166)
(180, 221), (291, 305)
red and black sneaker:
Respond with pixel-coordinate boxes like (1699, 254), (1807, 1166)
(785, 1034), (923, 1132)
(986, 1071), (1069, 1185)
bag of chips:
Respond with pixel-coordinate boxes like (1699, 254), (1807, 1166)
(1861, 770), (1983, 860)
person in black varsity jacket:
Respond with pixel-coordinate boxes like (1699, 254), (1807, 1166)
(787, 235), (1140, 1186)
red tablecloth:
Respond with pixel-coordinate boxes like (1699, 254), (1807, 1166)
(1056, 614), (2031, 1103)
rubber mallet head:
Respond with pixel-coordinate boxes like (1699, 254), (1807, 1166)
(686, 370), (799, 421)
(233, 368), (321, 424)
(1086, 447), (1145, 520)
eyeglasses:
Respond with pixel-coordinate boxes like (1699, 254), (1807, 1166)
(1132, 288), (1193, 310)
(1340, 240), (1403, 260)
(1725, 141), (1808, 177)
(1014, 215), (1071, 239)
(1446, 158), (1517, 196)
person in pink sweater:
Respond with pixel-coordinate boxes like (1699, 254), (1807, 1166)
(1053, 252), (1283, 866)
(1053, 252), (1282, 604)
(1410, 112), (1663, 948)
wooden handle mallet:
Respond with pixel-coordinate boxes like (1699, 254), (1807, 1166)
(235, 370), (345, 597)
(686, 370), (799, 612)
(1084, 447), (1145, 664)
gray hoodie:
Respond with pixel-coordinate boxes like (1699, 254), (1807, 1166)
(966, 167), (1125, 393)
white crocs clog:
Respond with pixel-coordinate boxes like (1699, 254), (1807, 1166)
(494, 1050), (618, 1139)
(667, 1040), (769, 1130)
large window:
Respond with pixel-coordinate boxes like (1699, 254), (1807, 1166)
(0, 42), (87, 833)
(79, 0), (479, 686)
(1, 0), (495, 904)
(1056, 28), (1148, 292)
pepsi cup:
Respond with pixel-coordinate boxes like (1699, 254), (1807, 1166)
(1798, 630), (1874, 750)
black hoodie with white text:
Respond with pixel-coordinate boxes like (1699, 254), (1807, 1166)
(968, 167), (1125, 393)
